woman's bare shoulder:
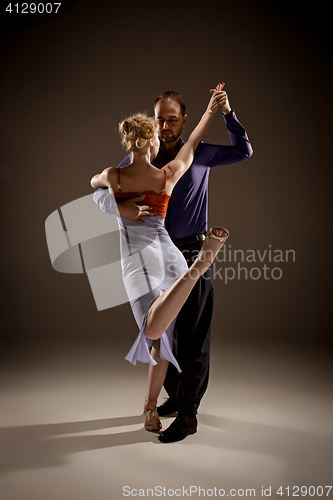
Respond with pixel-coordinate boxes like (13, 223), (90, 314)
(162, 161), (183, 179)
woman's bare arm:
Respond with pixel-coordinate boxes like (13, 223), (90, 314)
(90, 167), (112, 189)
(164, 83), (225, 186)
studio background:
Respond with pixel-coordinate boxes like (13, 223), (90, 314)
(0, 1), (332, 499)
(1, 0), (332, 349)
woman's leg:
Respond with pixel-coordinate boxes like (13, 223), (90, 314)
(145, 228), (227, 340)
(144, 340), (169, 411)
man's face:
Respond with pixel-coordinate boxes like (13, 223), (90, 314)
(154, 99), (188, 145)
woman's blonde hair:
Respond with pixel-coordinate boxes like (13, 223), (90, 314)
(119, 113), (159, 151)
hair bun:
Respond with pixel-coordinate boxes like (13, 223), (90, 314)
(119, 113), (158, 151)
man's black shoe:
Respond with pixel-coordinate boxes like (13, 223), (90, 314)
(157, 398), (178, 417)
(158, 415), (197, 443)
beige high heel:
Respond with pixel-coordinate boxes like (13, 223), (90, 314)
(207, 226), (229, 243)
(144, 399), (162, 432)
(197, 226), (230, 265)
(144, 407), (162, 432)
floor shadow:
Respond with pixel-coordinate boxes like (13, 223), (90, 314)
(0, 415), (161, 475)
(1, 413), (332, 484)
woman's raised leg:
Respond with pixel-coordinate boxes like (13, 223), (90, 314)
(145, 228), (228, 340)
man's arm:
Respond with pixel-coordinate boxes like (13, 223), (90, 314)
(201, 88), (253, 166)
(93, 187), (118, 215)
(92, 154), (153, 223)
(92, 154), (131, 215)
(163, 88), (221, 187)
(199, 110), (253, 167)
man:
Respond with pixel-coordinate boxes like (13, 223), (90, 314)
(94, 86), (253, 442)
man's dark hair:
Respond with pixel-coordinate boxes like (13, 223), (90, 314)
(154, 91), (186, 116)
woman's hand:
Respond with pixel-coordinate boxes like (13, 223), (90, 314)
(210, 82), (225, 93)
(206, 83), (223, 114)
(209, 82), (232, 114)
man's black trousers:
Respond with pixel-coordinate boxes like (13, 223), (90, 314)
(163, 239), (214, 417)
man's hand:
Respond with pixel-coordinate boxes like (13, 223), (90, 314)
(210, 82), (232, 115)
(116, 195), (152, 224)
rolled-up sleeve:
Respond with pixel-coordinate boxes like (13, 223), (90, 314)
(93, 187), (118, 215)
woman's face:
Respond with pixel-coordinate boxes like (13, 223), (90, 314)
(150, 132), (160, 158)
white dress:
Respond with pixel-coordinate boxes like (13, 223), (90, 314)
(118, 213), (188, 372)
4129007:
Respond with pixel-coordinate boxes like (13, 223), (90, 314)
(5, 3), (62, 14)
(276, 485), (332, 496)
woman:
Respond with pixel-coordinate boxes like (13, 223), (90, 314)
(91, 84), (229, 431)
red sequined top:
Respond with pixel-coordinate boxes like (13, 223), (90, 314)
(114, 169), (171, 220)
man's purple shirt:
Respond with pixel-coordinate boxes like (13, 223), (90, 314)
(94, 110), (253, 240)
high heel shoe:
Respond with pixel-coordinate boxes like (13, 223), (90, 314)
(144, 407), (162, 432)
(207, 226), (229, 243)
(197, 226), (229, 265)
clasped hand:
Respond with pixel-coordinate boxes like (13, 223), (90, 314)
(207, 82), (232, 115)
(117, 82), (231, 223)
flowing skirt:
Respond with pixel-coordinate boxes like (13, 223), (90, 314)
(118, 215), (188, 372)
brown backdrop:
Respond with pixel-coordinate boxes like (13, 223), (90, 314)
(1, 0), (332, 351)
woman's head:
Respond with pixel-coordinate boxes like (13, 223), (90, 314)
(119, 113), (159, 152)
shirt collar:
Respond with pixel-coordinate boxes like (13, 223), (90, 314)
(154, 137), (184, 166)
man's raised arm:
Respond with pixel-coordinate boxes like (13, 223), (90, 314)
(201, 88), (253, 167)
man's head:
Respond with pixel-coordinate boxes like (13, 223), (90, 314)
(153, 91), (188, 145)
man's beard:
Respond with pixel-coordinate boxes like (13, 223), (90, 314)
(160, 130), (181, 143)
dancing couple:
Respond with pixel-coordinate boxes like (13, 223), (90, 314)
(91, 83), (253, 443)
